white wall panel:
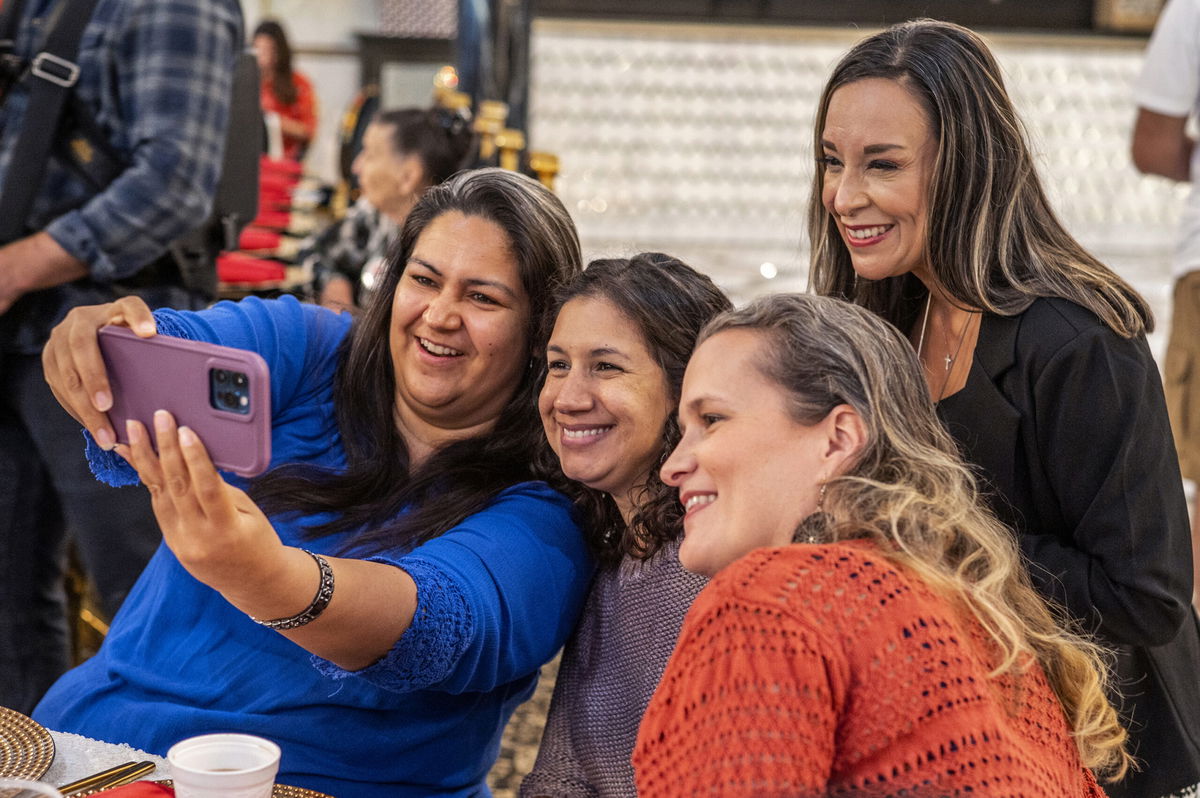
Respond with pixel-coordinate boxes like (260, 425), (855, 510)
(528, 20), (1185, 360)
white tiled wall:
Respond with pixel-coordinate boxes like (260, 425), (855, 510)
(528, 20), (1187, 360)
(237, 10), (1186, 359)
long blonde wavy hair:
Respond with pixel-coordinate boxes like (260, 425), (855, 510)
(700, 293), (1131, 780)
(808, 19), (1152, 338)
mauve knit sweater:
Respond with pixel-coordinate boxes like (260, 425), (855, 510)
(521, 539), (707, 797)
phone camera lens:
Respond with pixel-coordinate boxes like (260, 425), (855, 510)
(209, 368), (251, 415)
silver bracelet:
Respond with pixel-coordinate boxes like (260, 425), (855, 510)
(250, 549), (335, 630)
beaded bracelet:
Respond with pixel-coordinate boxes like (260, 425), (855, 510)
(250, 549), (335, 630)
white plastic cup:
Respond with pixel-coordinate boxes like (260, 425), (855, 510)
(167, 733), (281, 798)
(0, 778), (64, 798)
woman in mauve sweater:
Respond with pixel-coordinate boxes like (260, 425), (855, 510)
(633, 293), (1130, 798)
(522, 254), (731, 797)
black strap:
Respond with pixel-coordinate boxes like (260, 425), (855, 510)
(0, 0), (100, 243)
(0, 0), (30, 98)
(0, 0), (29, 48)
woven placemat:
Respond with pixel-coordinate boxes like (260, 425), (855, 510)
(271, 785), (332, 798)
(133, 781), (331, 798)
(0, 706), (56, 781)
(72, 781), (332, 798)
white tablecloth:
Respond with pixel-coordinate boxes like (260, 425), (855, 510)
(43, 730), (171, 789)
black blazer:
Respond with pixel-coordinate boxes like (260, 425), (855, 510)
(938, 297), (1200, 798)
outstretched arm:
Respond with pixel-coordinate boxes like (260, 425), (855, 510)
(123, 409), (417, 670)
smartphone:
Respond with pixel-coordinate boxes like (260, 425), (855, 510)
(98, 325), (272, 477)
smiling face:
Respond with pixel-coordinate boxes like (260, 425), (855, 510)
(389, 211), (530, 443)
(820, 77), (937, 283)
(539, 296), (674, 521)
(663, 329), (835, 577)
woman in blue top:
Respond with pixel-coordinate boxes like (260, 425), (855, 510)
(36, 168), (594, 798)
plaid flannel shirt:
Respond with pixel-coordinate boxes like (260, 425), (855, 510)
(297, 198), (399, 306)
(0, 0), (242, 350)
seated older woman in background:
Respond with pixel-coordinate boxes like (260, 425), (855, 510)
(522, 253), (730, 796)
(299, 106), (474, 312)
(35, 169), (591, 798)
(634, 293), (1130, 797)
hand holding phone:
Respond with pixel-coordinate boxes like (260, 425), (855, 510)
(98, 326), (272, 477)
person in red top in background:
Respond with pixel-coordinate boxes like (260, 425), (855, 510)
(253, 19), (316, 162)
(633, 293), (1131, 798)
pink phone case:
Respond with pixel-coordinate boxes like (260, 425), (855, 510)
(98, 326), (272, 477)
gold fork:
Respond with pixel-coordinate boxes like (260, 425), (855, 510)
(58, 761), (156, 797)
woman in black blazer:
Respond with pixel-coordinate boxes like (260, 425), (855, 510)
(810, 20), (1200, 798)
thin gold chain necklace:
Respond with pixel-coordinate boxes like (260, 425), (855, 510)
(916, 293), (978, 400)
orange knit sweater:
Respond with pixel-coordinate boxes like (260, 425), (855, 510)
(633, 541), (1108, 797)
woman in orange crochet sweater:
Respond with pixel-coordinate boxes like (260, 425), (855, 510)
(632, 293), (1130, 797)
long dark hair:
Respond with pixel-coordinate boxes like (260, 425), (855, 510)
(808, 19), (1151, 338)
(251, 169), (582, 554)
(533, 253), (731, 567)
(254, 20), (298, 107)
(374, 107), (475, 187)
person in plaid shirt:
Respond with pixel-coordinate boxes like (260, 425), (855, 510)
(300, 196), (400, 313)
(0, 0), (242, 713)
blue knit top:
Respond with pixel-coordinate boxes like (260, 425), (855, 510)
(34, 296), (593, 798)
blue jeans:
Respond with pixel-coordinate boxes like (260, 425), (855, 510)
(0, 352), (160, 714)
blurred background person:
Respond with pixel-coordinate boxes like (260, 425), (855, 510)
(523, 254), (730, 797)
(635, 293), (1130, 797)
(810, 20), (1200, 797)
(0, 0), (242, 715)
(1131, 0), (1200, 614)
(297, 107), (473, 313)
(254, 18), (317, 163)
